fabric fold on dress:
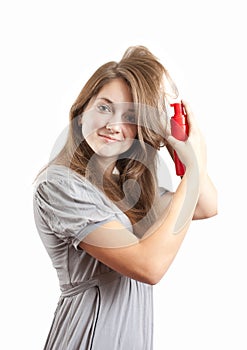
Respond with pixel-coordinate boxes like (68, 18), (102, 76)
(33, 165), (160, 349)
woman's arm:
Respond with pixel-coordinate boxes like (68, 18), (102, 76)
(80, 119), (202, 285)
(193, 172), (217, 220)
(80, 166), (199, 285)
(160, 173), (217, 221)
(79, 101), (217, 285)
(166, 101), (218, 220)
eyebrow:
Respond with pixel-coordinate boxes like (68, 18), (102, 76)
(96, 97), (113, 104)
(96, 97), (136, 112)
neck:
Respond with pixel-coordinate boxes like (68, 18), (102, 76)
(94, 155), (117, 178)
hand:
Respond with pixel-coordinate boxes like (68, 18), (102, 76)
(167, 100), (207, 177)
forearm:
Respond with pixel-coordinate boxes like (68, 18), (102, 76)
(80, 165), (200, 284)
(139, 165), (200, 283)
(193, 172), (218, 220)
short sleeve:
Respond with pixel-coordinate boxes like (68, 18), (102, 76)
(33, 166), (119, 249)
(158, 186), (170, 197)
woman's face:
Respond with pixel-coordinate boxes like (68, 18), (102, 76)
(81, 78), (137, 161)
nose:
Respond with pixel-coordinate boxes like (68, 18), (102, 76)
(106, 113), (122, 133)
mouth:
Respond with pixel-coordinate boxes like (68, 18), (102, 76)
(98, 134), (122, 143)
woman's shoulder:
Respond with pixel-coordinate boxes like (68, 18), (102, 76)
(33, 164), (113, 206)
(35, 164), (88, 187)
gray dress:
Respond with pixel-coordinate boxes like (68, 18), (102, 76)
(33, 165), (156, 350)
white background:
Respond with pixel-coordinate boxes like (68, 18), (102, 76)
(1, 0), (246, 349)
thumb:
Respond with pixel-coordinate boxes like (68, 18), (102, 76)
(167, 135), (184, 149)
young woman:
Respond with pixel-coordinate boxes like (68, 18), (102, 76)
(33, 46), (217, 350)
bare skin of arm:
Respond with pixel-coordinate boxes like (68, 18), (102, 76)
(80, 101), (217, 285)
(80, 166), (198, 285)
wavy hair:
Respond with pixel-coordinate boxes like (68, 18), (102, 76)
(53, 46), (178, 229)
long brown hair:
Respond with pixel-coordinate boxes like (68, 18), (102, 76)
(51, 46), (178, 230)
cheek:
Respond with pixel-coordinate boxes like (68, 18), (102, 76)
(124, 124), (137, 139)
(81, 116), (104, 138)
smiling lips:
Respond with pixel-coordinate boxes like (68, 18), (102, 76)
(98, 134), (122, 143)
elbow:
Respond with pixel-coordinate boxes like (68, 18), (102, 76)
(141, 261), (171, 285)
(131, 268), (161, 285)
(147, 276), (162, 286)
(193, 205), (218, 220)
(143, 275), (161, 286)
(124, 244), (177, 285)
(144, 268), (169, 285)
(204, 207), (218, 219)
(132, 265), (163, 285)
(207, 208), (218, 218)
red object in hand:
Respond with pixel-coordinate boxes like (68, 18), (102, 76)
(170, 102), (189, 176)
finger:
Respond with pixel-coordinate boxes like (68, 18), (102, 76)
(167, 135), (185, 150)
(181, 100), (197, 133)
(181, 100), (193, 117)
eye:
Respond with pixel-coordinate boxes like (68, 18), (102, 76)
(97, 104), (112, 113)
(124, 114), (136, 124)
